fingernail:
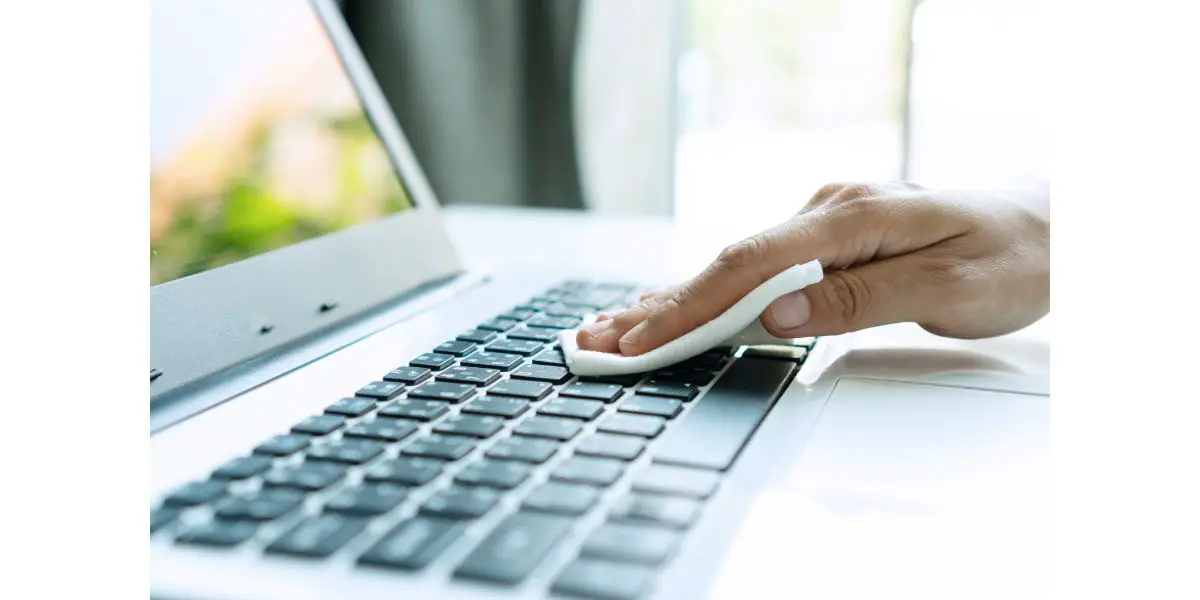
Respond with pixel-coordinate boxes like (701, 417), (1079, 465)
(619, 321), (647, 354)
(767, 290), (812, 330)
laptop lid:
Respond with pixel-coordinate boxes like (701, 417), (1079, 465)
(150, 0), (460, 405)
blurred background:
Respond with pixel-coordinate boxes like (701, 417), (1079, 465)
(341, 0), (1048, 237)
(154, 0), (1049, 249)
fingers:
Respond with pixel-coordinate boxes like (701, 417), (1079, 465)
(616, 214), (853, 356)
(576, 291), (672, 353)
(760, 250), (960, 338)
(582, 182), (970, 356)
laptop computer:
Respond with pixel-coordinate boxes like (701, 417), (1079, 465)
(150, 2), (1052, 598)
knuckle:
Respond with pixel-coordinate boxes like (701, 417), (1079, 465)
(813, 182), (847, 202)
(821, 270), (873, 327)
(716, 234), (770, 271)
(814, 181), (863, 199)
(829, 182), (877, 204)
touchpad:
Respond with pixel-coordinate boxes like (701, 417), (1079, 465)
(710, 378), (1051, 599)
(791, 378), (1050, 502)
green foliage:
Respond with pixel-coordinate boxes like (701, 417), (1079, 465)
(151, 111), (411, 284)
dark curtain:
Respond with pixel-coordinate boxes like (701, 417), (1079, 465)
(342, 0), (586, 209)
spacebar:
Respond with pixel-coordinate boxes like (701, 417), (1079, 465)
(652, 357), (797, 471)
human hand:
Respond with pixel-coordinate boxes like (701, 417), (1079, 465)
(576, 181), (1050, 355)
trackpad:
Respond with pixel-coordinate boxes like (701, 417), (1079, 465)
(710, 378), (1051, 599)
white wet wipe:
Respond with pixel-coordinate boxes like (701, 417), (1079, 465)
(559, 260), (824, 376)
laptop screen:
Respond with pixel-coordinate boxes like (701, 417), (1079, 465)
(150, 1), (413, 285)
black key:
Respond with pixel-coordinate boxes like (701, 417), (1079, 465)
(552, 456), (626, 486)
(596, 281), (636, 291)
(551, 560), (657, 600)
(262, 462), (346, 491)
(526, 315), (582, 330)
(325, 396), (377, 417)
(511, 364), (571, 384)
(211, 455), (273, 480)
(619, 396), (682, 419)
(435, 365), (501, 387)
(597, 413), (665, 438)
(522, 482), (600, 516)
(401, 434), (476, 461)
(365, 457), (444, 486)
(214, 487), (305, 521)
(543, 304), (589, 319)
(559, 289), (622, 310)
(306, 439), (385, 465)
(560, 381), (624, 403)
(434, 414), (504, 438)
(176, 520), (257, 548)
(532, 349), (567, 366)
(378, 399), (448, 421)
(514, 415), (583, 441)
(408, 381), (476, 403)
(513, 302), (546, 312)
(383, 366), (431, 385)
(486, 339), (543, 356)
(631, 465), (720, 499)
(358, 517), (466, 571)
(651, 368), (715, 385)
(610, 493), (701, 529)
(477, 319), (517, 332)
(506, 326), (560, 343)
(357, 458), (439, 487)
(163, 480), (227, 507)
(457, 329), (499, 345)
(420, 486), (501, 519)
(356, 380), (405, 400)
(151, 507), (179, 533)
(325, 482), (409, 516)
(453, 512), (573, 584)
(462, 396), (530, 419)
(575, 433), (646, 461)
(254, 433), (311, 456)
(265, 513), (368, 558)
(488, 378), (552, 400)
(558, 280), (591, 290)
(486, 436), (559, 463)
(461, 352), (524, 371)
(345, 418), (420, 443)
(538, 397), (604, 421)
(583, 523), (680, 566)
(434, 340), (477, 357)
(454, 459), (532, 489)
(498, 308), (536, 321)
(677, 352), (728, 371)
(409, 352), (456, 370)
(581, 373), (646, 387)
(653, 357), (796, 471)
(646, 379), (703, 395)
(291, 414), (346, 436)
(635, 382), (698, 401)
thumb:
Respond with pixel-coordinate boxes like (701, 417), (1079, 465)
(761, 252), (952, 337)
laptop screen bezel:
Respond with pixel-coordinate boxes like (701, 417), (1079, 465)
(150, 0), (462, 403)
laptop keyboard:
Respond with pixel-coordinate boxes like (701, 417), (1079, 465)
(151, 280), (814, 599)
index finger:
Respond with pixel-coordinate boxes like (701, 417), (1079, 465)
(617, 214), (844, 356)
